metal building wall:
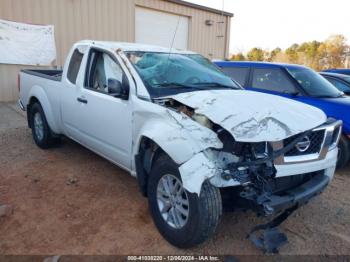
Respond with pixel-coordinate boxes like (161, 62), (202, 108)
(135, 0), (231, 59)
(0, 0), (231, 102)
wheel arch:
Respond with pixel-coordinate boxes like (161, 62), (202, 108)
(27, 86), (60, 134)
(27, 96), (40, 128)
(133, 118), (221, 197)
(134, 136), (166, 197)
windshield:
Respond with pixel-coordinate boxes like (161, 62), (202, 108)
(286, 67), (343, 98)
(333, 77), (350, 93)
(125, 52), (240, 97)
(344, 77), (350, 84)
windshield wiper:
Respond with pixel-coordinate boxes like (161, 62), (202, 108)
(335, 93), (346, 98)
(313, 93), (344, 98)
(282, 90), (300, 96)
(191, 82), (238, 89)
(153, 82), (238, 91)
(153, 82), (216, 91)
(153, 82), (190, 88)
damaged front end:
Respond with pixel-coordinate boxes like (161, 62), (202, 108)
(158, 97), (341, 215)
(151, 93), (342, 253)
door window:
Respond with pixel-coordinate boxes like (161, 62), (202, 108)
(252, 68), (297, 93)
(67, 49), (84, 84)
(221, 67), (249, 86)
(85, 50), (125, 94)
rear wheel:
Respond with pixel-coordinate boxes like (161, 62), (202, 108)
(337, 134), (350, 169)
(147, 154), (222, 248)
(29, 103), (60, 149)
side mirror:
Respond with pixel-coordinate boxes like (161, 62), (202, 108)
(108, 78), (128, 99)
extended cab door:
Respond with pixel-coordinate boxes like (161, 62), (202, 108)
(63, 47), (133, 170)
(61, 46), (88, 139)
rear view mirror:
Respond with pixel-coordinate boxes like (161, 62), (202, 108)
(108, 78), (128, 99)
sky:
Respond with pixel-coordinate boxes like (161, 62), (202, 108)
(187, 0), (350, 54)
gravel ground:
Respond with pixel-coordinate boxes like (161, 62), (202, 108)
(0, 103), (349, 256)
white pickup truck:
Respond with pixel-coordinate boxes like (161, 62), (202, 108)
(19, 41), (342, 250)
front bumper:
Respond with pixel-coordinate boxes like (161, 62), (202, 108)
(209, 147), (338, 189)
(255, 172), (329, 215)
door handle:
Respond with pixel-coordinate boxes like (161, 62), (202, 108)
(77, 97), (88, 104)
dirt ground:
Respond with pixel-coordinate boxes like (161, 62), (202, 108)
(0, 103), (349, 256)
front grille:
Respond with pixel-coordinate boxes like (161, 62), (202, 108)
(284, 130), (325, 156)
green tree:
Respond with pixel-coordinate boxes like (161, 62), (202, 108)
(268, 47), (282, 61)
(318, 35), (348, 69)
(230, 53), (246, 61)
(285, 43), (299, 63)
(228, 34), (349, 70)
(247, 48), (265, 61)
(296, 40), (322, 69)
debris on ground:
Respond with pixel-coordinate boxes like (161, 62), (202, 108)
(66, 177), (79, 186)
(43, 256), (60, 262)
(0, 205), (13, 218)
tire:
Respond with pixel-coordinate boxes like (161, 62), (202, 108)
(337, 135), (350, 169)
(147, 154), (222, 248)
(29, 102), (59, 149)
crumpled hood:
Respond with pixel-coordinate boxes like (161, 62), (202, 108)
(167, 90), (327, 142)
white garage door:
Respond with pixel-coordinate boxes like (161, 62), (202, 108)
(135, 7), (189, 50)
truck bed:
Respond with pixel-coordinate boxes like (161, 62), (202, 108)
(21, 69), (63, 82)
(19, 68), (63, 130)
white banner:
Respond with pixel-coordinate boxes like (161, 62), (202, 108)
(0, 19), (57, 65)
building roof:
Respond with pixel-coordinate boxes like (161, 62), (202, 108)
(77, 40), (197, 54)
(166, 0), (234, 17)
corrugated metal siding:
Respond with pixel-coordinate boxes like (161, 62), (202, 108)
(0, 0), (134, 65)
(0, 0), (135, 101)
(135, 0), (229, 59)
(0, 0), (231, 101)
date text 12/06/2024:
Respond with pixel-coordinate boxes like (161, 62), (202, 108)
(127, 255), (223, 261)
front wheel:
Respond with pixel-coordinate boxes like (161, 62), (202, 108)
(337, 135), (350, 169)
(148, 154), (222, 248)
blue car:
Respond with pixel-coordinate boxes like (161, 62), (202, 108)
(320, 72), (350, 95)
(322, 68), (350, 76)
(215, 61), (350, 168)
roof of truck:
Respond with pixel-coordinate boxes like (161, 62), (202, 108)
(77, 40), (196, 54)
